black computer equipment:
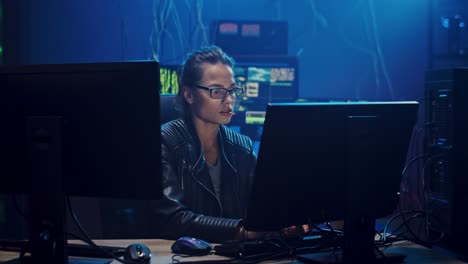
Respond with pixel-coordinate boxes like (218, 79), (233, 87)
(0, 61), (162, 264)
(123, 243), (152, 264)
(424, 68), (468, 258)
(244, 101), (419, 263)
(229, 55), (298, 143)
(212, 20), (288, 56)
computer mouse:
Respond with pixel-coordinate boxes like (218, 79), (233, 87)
(171, 236), (213, 256)
(123, 243), (152, 264)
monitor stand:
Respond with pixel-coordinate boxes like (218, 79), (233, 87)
(22, 116), (112, 264)
(298, 115), (407, 264)
(296, 216), (406, 263)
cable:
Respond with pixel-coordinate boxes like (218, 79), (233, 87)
(12, 195), (28, 220)
(7, 195), (136, 263)
(394, 152), (447, 247)
(381, 210), (425, 242)
(399, 120), (431, 213)
(65, 197), (140, 264)
(65, 197), (94, 245)
(420, 152), (448, 242)
(401, 154), (428, 180)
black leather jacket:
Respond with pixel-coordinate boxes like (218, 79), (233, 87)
(152, 117), (256, 242)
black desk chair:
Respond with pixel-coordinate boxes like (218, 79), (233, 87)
(160, 93), (181, 124)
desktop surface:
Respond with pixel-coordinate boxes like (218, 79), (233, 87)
(1, 239), (466, 264)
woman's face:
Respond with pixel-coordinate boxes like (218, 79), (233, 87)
(184, 62), (236, 126)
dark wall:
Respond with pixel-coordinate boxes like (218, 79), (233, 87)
(6, 0), (468, 101)
(6, 0), (153, 63)
(5, 0), (439, 101)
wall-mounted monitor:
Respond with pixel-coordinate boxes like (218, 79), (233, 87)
(231, 55), (299, 143)
(234, 55), (298, 110)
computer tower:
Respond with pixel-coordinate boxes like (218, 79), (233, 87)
(424, 68), (468, 258)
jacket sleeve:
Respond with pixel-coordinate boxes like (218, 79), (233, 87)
(151, 143), (241, 243)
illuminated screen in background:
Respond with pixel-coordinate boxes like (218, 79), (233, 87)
(245, 111), (267, 125)
(160, 65), (179, 94)
(234, 65), (297, 111)
(231, 56), (299, 144)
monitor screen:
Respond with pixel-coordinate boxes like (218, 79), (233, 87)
(233, 55), (298, 113)
(160, 64), (180, 95)
(230, 55), (298, 143)
(245, 101), (418, 231)
(0, 61), (162, 199)
(244, 110), (266, 125)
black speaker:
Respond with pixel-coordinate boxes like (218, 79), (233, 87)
(212, 20), (288, 56)
(424, 68), (468, 258)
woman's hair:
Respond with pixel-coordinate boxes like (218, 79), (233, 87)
(176, 45), (235, 115)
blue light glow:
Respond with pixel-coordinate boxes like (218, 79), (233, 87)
(441, 17), (450, 29)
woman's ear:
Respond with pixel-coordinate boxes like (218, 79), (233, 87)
(183, 86), (194, 105)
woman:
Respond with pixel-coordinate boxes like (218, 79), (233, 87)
(153, 46), (258, 242)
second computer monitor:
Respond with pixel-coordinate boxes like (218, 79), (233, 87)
(0, 61), (162, 199)
(245, 101), (419, 231)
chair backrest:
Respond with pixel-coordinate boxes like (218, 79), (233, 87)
(160, 93), (181, 124)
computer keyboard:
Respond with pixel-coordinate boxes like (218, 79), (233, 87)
(214, 233), (339, 261)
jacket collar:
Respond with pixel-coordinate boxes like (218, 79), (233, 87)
(183, 116), (238, 180)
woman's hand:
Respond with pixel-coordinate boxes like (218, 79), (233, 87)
(235, 224), (310, 241)
(235, 226), (274, 240)
(280, 224), (310, 238)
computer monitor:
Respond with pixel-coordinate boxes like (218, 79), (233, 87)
(233, 55), (298, 112)
(229, 55), (298, 144)
(160, 64), (180, 95)
(244, 101), (419, 262)
(0, 61), (162, 263)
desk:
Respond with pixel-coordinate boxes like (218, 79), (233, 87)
(0, 239), (466, 264)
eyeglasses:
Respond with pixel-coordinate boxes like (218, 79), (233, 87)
(194, 84), (244, 100)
